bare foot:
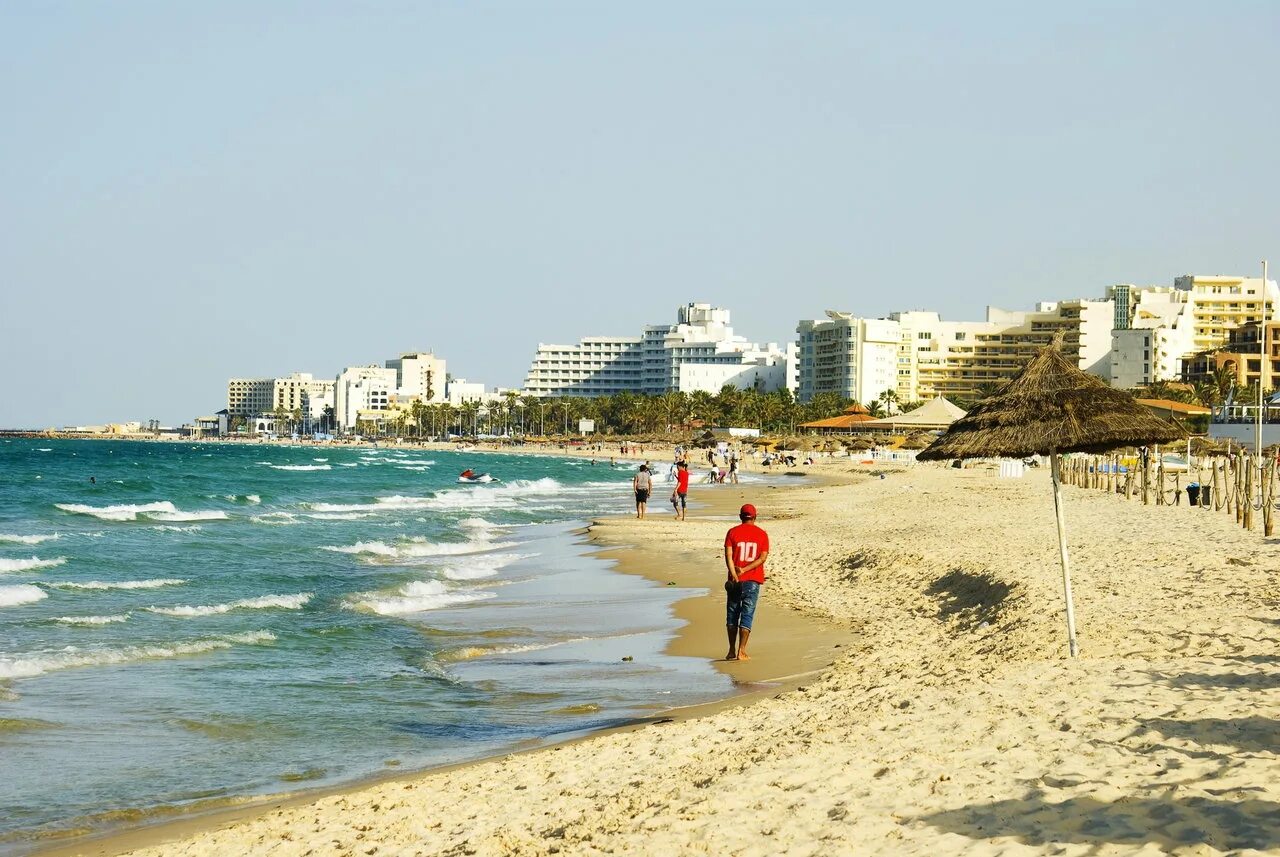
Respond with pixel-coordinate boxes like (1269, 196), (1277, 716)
(736, 652), (751, 661)
(725, 652), (738, 661)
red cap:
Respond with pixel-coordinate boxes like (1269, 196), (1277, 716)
(739, 504), (757, 519)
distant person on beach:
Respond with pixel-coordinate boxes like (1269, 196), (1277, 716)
(724, 503), (769, 661)
(671, 461), (690, 521)
(728, 456), (739, 484)
(632, 464), (652, 519)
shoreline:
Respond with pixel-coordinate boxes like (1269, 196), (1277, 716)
(24, 462), (847, 857)
(31, 458), (1280, 856)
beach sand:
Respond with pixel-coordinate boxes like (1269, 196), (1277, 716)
(43, 460), (1280, 856)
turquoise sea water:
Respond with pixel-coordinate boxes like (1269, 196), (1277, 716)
(0, 439), (731, 850)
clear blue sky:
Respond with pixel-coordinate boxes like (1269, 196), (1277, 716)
(3, 2), (1277, 427)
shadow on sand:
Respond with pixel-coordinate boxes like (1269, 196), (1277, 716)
(917, 792), (1280, 852)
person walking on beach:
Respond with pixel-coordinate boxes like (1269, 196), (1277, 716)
(724, 504), (768, 661)
(671, 460), (690, 521)
(632, 464), (652, 519)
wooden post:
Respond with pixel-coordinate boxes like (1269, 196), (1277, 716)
(1125, 461), (1133, 499)
(1174, 472), (1181, 505)
(1244, 453), (1254, 531)
(1264, 457), (1275, 538)
(1049, 451), (1080, 659)
(1142, 448), (1150, 505)
(1156, 445), (1165, 506)
(1211, 460), (1221, 509)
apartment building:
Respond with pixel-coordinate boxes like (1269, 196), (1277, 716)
(226, 378), (274, 418)
(522, 304), (789, 398)
(523, 336), (644, 397)
(386, 352), (446, 403)
(1107, 276), (1278, 388)
(334, 366), (397, 430)
(890, 299), (1113, 402)
(1183, 321), (1280, 391)
(795, 313), (899, 404)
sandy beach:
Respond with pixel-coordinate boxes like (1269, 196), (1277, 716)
(44, 458), (1280, 856)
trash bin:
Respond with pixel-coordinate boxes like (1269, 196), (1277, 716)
(1199, 485), (1212, 507)
(1187, 484), (1200, 506)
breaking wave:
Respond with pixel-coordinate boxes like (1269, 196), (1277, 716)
(49, 578), (187, 591)
(0, 631), (277, 680)
(322, 537), (515, 560)
(0, 534), (59, 545)
(54, 502), (227, 523)
(0, 585), (47, 608)
(54, 614), (130, 626)
(267, 464), (331, 471)
(348, 580), (491, 616)
(0, 557), (67, 573)
(147, 593), (312, 618)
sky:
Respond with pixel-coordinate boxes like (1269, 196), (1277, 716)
(2, 1), (1278, 427)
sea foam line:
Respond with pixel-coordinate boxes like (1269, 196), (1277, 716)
(0, 631), (277, 680)
(54, 614), (130, 626)
(54, 502), (227, 523)
(0, 534), (59, 545)
(48, 578), (187, 591)
(0, 585), (47, 608)
(347, 580), (492, 616)
(0, 557), (67, 573)
(146, 593), (312, 618)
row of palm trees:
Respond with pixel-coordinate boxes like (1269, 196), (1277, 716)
(350, 386), (906, 439)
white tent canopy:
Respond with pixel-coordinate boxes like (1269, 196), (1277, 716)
(864, 397), (966, 431)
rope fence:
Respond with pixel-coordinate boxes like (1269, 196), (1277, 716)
(1060, 447), (1279, 537)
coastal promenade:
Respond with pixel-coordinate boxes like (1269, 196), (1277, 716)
(46, 460), (1280, 856)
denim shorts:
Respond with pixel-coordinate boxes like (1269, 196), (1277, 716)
(726, 580), (761, 630)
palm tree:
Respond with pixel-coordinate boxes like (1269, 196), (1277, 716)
(877, 388), (899, 415)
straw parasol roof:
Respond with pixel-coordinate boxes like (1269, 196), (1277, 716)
(917, 341), (1186, 462)
(916, 336), (1188, 661)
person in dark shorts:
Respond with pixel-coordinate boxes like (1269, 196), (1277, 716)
(632, 464), (652, 519)
(723, 503), (769, 661)
(670, 460), (690, 521)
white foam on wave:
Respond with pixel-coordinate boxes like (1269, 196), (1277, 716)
(323, 537), (516, 560)
(0, 585), (47, 607)
(55, 502), (226, 523)
(0, 533), (59, 545)
(0, 631), (276, 680)
(312, 458), (328, 462)
(56, 501), (176, 521)
(0, 556), (67, 573)
(267, 464), (331, 471)
(146, 592), (312, 618)
(440, 552), (529, 580)
(421, 478), (565, 512)
(348, 580), (491, 616)
(153, 524), (203, 533)
(54, 614), (129, 626)
(307, 494), (434, 514)
(150, 510), (227, 522)
(222, 494), (262, 505)
(304, 512), (375, 521)
(49, 578), (186, 591)
(250, 512), (298, 526)
(338, 463), (359, 468)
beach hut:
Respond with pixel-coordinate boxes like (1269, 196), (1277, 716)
(798, 404), (878, 435)
(917, 335), (1186, 658)
(862, 397), (967, 433)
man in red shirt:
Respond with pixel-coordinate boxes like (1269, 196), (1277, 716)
(723, 503), (769, 661)
(670, 460), (691, 520)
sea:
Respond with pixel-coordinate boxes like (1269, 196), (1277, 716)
(0, 438), (735, 851)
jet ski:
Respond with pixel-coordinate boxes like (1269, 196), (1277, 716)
(458, 469), (497, 484)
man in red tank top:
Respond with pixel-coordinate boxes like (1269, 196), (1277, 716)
(723, 503), (769, 661)
(670, 461), (690, 520)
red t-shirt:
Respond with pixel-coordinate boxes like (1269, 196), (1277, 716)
(725, 522), (769, 584)
(676, 468), (690, 493)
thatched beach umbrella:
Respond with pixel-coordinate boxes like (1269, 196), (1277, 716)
(917, 337), (1186, 658)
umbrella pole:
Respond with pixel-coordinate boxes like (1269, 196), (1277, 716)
(1050, 451), (1080, 659)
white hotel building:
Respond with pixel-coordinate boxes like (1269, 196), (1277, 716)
(523, 304), (791, 398)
